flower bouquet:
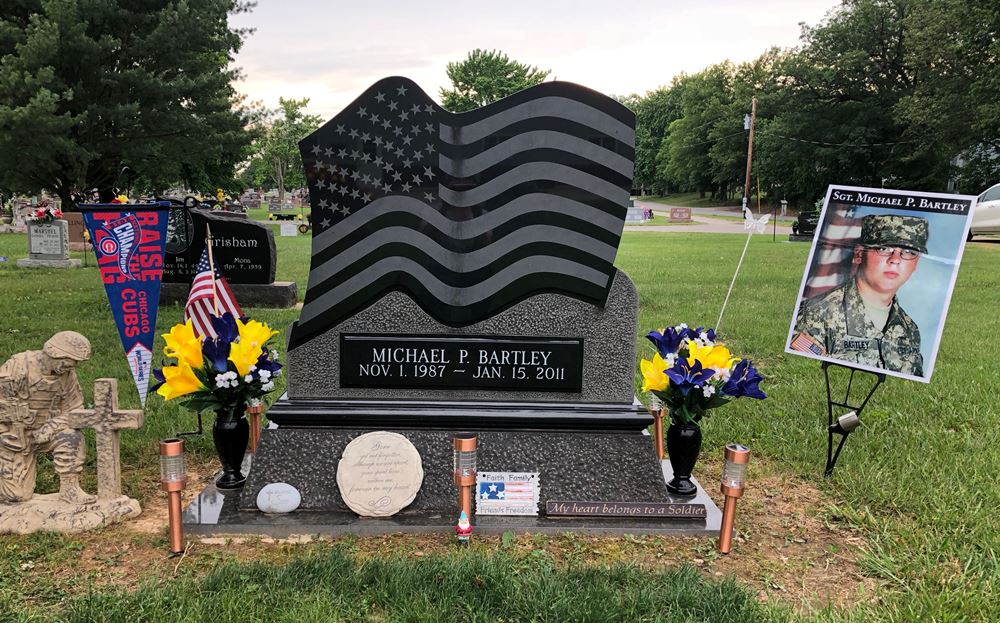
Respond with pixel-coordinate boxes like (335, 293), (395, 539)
(29, 206), (63, 225)
(639, 324), (765, 495)
(152, 312), (282, 489)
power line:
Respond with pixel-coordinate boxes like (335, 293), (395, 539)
(756, 130), (916, 148)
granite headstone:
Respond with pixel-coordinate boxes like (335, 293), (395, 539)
(160, 208), (296, 307)
(207, 76), (716, 535)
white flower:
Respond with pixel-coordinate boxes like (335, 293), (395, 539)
(713, 367), (732, 382)
(249, 364), (257, 372)
(702, 384), (716, 398)
(664, 353), (678, 367)
(261, 381), (275, 391)
(248, 398), (262, 408)
(678, 323), (688, 329)
(244, 375), (254, 383)
(259, 370), (271, 380)
(214, 374), (228, 388)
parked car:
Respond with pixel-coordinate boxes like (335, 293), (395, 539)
(792, 210), (820, 237)
(971, 182), (1000, 239)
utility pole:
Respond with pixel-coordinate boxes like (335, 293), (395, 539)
(742, 96), (757, 216)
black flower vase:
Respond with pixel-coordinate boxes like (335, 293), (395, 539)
(665, 421), (702, 496)
(212, 406), (249, 490)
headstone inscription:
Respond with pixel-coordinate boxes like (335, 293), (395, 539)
(159, 208), (297, 308)
(180, 76), (720, 535)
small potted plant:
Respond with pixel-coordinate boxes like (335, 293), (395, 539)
(639, 324), (766, 495)
(152, 312), (282, 489)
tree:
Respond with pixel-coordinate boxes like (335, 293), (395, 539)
(440, 49), (550, 112)
(0, 0), (254, 207)
(242, 98), (321, 208)
(900, 0), (1000, 193)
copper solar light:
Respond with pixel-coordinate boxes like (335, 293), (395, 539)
(453, 433), (478, 519)
(718, 443), (751, 555)
(159, 438), (187, 555)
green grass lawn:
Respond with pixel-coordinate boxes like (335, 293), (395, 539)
(1, 231), (998, 621)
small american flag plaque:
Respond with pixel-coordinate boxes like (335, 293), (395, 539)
(476, 472), (540, 516)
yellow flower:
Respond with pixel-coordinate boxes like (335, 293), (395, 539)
(228, 338), (263, 376)
(156, 362), (205, 401)
(640, 353), (670, 393)
(163, 320), (203, 368)
(236, 318), (279, 349)
(686, 342), (737, 371)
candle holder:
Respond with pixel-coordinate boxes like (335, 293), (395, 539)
(247, 402), (264, 454)
(647, 394), (664, 460)
(453, 433), (478, 520)
(159, 438), (187, 556)
(718, 443), (750, 555)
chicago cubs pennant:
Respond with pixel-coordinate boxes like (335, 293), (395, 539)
(81, 203), (170, 406)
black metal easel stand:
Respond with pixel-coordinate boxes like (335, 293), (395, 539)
(822, 361), (886, 476)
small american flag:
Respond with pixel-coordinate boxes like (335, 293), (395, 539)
(185, 247), (242, 338)
(791, 331), (826, 356)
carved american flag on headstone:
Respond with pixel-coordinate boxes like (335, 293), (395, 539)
(289, 77), (635, 350)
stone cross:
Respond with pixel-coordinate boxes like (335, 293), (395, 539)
(68, 379), (143, 500)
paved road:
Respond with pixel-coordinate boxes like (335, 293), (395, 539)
(626, 199), (793, 235)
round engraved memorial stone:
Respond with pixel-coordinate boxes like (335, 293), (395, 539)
(336, 432), (424, 517)
(256, 483), (302, 514)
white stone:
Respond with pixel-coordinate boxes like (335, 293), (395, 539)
(336, 431), (423, 517)
(256, 482), (302, 514)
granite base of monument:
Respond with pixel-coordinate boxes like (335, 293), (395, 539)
(181, 416), (720, 537)
(788, 234), (814, 243)
(160, 281), (298, 308)
(16, 258), (82, 269)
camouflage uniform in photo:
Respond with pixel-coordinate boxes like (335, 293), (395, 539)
(793, 215), (928, 376)
(0, 332), (93, 503)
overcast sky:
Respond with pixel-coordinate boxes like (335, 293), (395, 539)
(230, 1), (842, 119)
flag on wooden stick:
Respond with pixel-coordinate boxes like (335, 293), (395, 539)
(185, 246), (242, 338)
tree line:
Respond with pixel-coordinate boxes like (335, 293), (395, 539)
(623, 0), (1000, 206)
(0, 2), (996, 208)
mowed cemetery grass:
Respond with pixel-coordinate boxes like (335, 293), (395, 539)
(0, 230), (998, 621)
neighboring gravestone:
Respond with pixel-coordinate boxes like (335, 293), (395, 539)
(160, 207), (296, 307)
(669, 207), (692, 222)
(63, 212), (88, 252)
(179, 76), (718, 536)
(17, 219), (81, 268)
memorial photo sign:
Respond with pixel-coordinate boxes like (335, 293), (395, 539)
(786, 185), (977, 382)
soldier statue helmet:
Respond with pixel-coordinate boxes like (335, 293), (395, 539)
(42, 331), (92, 375)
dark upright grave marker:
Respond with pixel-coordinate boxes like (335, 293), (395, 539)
(182, 76), (719, 536)
(160, 208), (297, 307)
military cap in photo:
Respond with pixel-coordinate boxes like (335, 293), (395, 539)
(43, 331), (92, 361)
(859, 214), (929, 254)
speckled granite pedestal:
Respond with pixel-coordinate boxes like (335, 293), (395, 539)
(182, 426), (720, 537)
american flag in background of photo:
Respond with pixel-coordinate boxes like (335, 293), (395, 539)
(802, 202), (862, 300)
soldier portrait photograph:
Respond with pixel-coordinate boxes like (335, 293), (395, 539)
(786, 186), (976, 382)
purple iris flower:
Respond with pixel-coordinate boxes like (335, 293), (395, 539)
(255, 352), (283, 375)
(202, 337), (231, 373)
(665, 358), (715, 396)
(694, 327), (717, 342)
(210, 312), (239, 345)
(721, 359), (767, 399)
(150, 367), (166, 392)
(646, 327), (685, 357)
